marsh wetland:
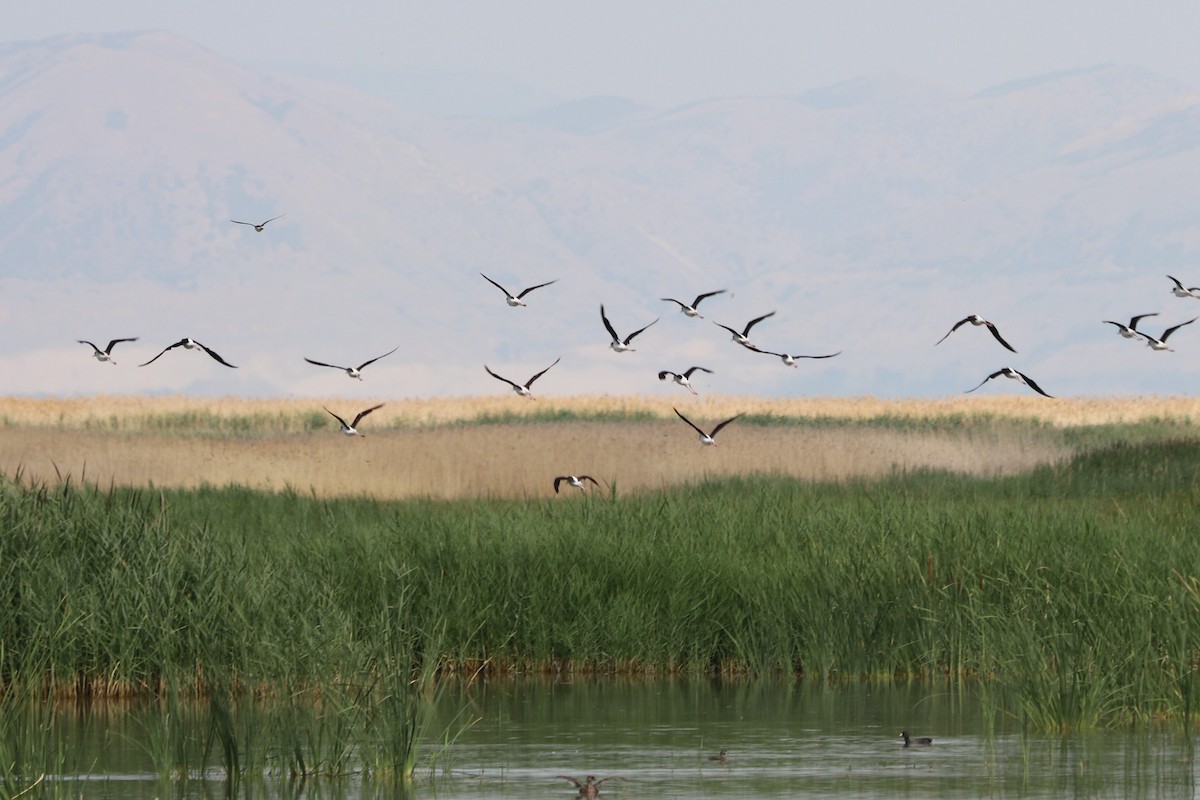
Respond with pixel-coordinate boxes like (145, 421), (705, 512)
(3, 397), (1200, 796)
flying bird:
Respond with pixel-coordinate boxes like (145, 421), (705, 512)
(673, 407), (745, 446)
(556, 775), (620, 798)
(749, 347), (841, 367)
(139, 338), (237, 368)
(935, 314), (1017, 353)
(77, 337), (138, 364)
(484, 357), (561, 398)
(324, 404), (384, 437)
(554, 475), (600, 493)
(303, 347), (398, 380)
(1135, 317), (1198, 351)
(1102, 313), (1159, 339)
(479, 273), (557, 307)
(230, 213), (285, 232)
(1167, 275), (1200, 299)
(661, 289), (726, 318)
(964, 367), (1053, 398)
(600, 304), (658, 352)
(713, 311), (775, 349)
(657, 366), (714, 395)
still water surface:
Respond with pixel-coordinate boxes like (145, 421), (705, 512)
(39, 679), (1200, 798)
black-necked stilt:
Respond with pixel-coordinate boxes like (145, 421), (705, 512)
(1103, 313), (1159, 339)
(935, 314), (1016, 353)
(324, 403), (384, 437)
(658, 366), (713, 395)
(900, 731), (933, 747)
(1168, 275), (1200, 299)
(556, 775), (620, 798)
(78, 337), (138, 364)
(554, 475), (600, 493)
(1136, 317), (1198, 351)
(139, 338), (237, 368)
(484, 357), (560, 398)
(480, 273), (557, 307)
(964, 367), (1053, 397)
(661, 289), (726, 318)
(601, 305), (658, 352)
(303, 347), (398, 380)
(750, 347), (841, 367)
(231, 214), (285, 232)
(673, 407), (744, 446)
(713, 311), (775, 349)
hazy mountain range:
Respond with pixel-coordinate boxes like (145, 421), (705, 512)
(4, 30), (1200, 400)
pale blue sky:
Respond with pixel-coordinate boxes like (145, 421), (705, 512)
(10, 1), (1200, 111)
(6, 2), (1200, 399)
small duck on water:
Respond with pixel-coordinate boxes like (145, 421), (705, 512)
(900, 730), (933, 747)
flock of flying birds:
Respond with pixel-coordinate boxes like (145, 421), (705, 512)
(478, 274), (844, 492)
(927, 274), (1200, 400)
(73, 214), (1200, 493)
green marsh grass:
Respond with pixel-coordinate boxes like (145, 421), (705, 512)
(2, 436), (1200, 737)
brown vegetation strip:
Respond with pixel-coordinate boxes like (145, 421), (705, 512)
(2, 393), (1199, 429)
(0, 420), (1069, 500)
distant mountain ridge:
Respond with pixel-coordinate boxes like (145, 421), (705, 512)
(2, 32), (1200, 399)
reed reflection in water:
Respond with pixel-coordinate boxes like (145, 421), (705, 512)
(14, 678), (1199, 798)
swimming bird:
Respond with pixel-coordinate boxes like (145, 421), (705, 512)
(484, 357), (561, 398)
(713, 311), (775, 349)
(749, 347), (841, 367)
(556, 775), (620, 798)
(554, 475), (600, 493)
(673, 407), (744, 446)
(935, 314), (1016, 353)
(1103, 313), (1159, 339)
(964, 367), (1053, 398)
(1167, 275), (1200, 299)
(303, 347), (398, 380)
(661, 289), (726, 318)
(480, 273), (558, 307)
(601, 304), (658, 352)
(323, 404), (384, 437)
(657, 366), (713, 395)
(231, 213), (285, 232)
(707, 748), (729, 764)
(139, 338), (237, 368)
(77, 337), (138, 364)
(1136, 317), (1198, 351)
(900, 731), (933, 747)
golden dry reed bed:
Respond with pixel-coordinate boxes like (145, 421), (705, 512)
(0, 393), (1195, 499)
(5, 393), (1200, 427)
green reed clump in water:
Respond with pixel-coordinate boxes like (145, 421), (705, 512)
(1, 437), (1199, 732)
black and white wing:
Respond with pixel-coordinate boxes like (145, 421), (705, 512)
(351, 403), (385, 427)
(138, 339), (186, 367)
(741, 311), (776, 336)
(515, 279), (557, 299)
(196, 342), (238, 368)
(983, 321), (1017, 353)
(524, 357), (561, 388)
(356, 346), (399, 370)
(709, 413), (745, 437)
